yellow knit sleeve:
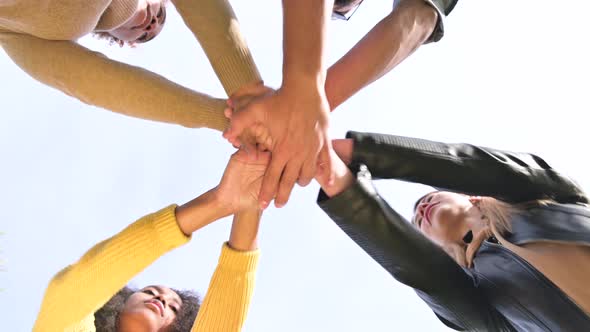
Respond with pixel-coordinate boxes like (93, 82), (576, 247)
(172, 0), (262, 96)
(33, 205), (190, 332)
(0, 31), (229, 131)
(191, 243), (260, 332)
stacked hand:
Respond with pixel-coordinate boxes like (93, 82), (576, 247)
(223, 82), (334, 209)
(217, 148), (271, 213)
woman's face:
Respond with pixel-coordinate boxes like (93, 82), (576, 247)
(412, 191), (482, 246)
(118, 285), (182, 332)
(109, 0), (167, 43)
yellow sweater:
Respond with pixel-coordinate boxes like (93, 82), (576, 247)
(33, 205), (260, 332)
(0, 0), (261, 132)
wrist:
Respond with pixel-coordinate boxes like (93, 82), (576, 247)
(229, 80), (265, 100)
(228, 209), (262, 251)
(176, 187), (232, 235)
(282, 71), (326, 93)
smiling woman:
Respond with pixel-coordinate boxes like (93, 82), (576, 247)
(0, 0), (261, 132)
(95, 0), (169, 46)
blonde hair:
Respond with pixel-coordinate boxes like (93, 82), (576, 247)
(427, 194), (553, 267)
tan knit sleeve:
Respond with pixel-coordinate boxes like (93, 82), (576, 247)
(33, 205), (190, 332)
(0, 32), (229, 132)
(191, 243), (260, 332)
(172, 0), (262, 96)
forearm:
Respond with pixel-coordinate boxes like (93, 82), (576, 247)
(318, 171), (511, 331)
(191, 243), (260, 331)
(282, 0), (332, 89)
(229, 209), (262, 251)
(172, 0), (262, 97)
(318, 171), (466, 290)
(0, 32), (228, 131)
(34, 205), (189, 331)
(325, 1), (437, 109)
(347, 131), (589, 203)
(176, 187), (232, 235)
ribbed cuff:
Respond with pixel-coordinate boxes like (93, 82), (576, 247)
(217, 242), (260, 273)
(151, 205), (191, 251)
(213, 50), (262, 97)
(186, 97), (229, 132)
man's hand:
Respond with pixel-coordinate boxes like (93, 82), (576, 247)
(223, 83), (334, 209)
(217, 149), (271, 213)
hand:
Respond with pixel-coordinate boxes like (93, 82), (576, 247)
(223, 83), (334, 209)
(332, 138), (353, 165)
(315, 146), (355, 198)
(225, 82), (275, 152)
(217, 149), (271, 213)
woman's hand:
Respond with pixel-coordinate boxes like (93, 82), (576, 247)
(223, 84), (334, 209)
(217, 149), (271, 213)
(225, 82), (275, 152)
(332, 138), (354, 165)
(315, 147), (355, 198)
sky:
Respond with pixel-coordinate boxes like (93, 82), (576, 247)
(1, 1), (590, 331)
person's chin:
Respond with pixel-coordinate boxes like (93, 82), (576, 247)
(118, 308), (161, 331)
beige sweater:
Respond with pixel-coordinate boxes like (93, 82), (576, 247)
(0, 0), (261, 132)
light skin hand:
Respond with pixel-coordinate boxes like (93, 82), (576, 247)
(331, 138), (354, 165)
(225, 82), (276, 152)
(315, 147), (355, 198)
(224, 85), (333, 209)
(223, 0), (335, 209)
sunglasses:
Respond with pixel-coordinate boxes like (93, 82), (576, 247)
(331, 0), (364, 21)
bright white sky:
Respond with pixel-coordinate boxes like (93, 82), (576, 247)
(1, 1), (589, 331)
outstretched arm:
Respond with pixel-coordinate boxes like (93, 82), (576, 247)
(191, 209), (262, 332)
(223, 0), (334, 209)
(325, 0), (438, 110)
(334, 131), (588, 204)
(0, 32), (229, 131)
(315, 152), (514, 331)
(34, 149), (269, 331)
(33, 193), (230, 332)
(172, 0), (262, 97)
(191, 149), (270, 331)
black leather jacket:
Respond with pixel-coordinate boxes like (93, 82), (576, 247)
(318, 131), (590, 331)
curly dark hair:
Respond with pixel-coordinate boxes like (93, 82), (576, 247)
(94, 286), (201, 332)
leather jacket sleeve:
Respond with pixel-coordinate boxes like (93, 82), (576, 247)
(347, 131), (588, 204)
(317, 166), (515, 331)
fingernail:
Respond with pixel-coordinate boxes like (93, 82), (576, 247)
(260, 201), (269, 209)
(276, 202), (284, 208)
